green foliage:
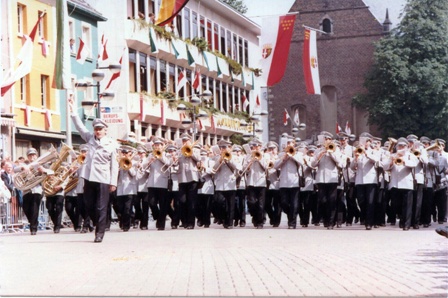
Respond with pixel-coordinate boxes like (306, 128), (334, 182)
(230, 133), (248, 145)
(191, 37), (209, 52)
(220, 0), (248, 14)
(353, 0), (448, 140)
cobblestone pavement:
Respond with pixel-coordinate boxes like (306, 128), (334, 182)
(1, 220), (447, 297)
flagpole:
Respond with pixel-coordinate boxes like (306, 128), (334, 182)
(302, 25), (328, 35)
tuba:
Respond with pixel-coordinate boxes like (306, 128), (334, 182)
(387, 137), (397, 153)
(42, 143), (74, 196)
(13, 146), (59, 191)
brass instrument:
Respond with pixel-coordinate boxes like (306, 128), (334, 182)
(42, 143), (75, 196)
(117, 145), (137, 171)
(413, 150), (421, 157)
(325, 142), (336, 152)
(252, 150), (262, 161)
(394, 157), (404, 166)
(181, 140), (200, 157)
(214, 150), (233, 172)
(426, 140), (441, 152)
(355, 147), (365, 155)
(285, 145), (296, 157)
(13, 146), (60, 191)
(77, 155), (86, 164)
(63, 152), (86, 194)
(387, 137), (397, 153)
(238, 150), (262, 177)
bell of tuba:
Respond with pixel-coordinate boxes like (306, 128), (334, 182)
(14, 145), (60, 191)
(42, 143), (74, 196)
(387, 137), (398, 153)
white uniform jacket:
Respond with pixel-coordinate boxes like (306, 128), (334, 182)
(142, 152), (172, 189)
(383, 151), (418, 190)
(243, 151), (269, 187)
(274, 151), (304, 189)
(198, 157), (215, 195)
(117, 162), (138, 196)
(350, 148), (380, 185)
(310, 148), (345, 184)
(212, 154), (240, 191)
(71, 114), (119, 187)
(177, 148), (201, 184)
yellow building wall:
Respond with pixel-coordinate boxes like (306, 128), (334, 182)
(12, 0), (60, 132)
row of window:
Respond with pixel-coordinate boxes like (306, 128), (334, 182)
(129, 49), (252, 115)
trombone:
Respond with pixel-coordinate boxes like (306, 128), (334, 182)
(181, 140), (200, 157)
(214, 150), (232, 172)
(238, 150), (262, 177)
(143, 145), (167, 172)
(117, 145), (137, 171)
(355, 146), (365, 155)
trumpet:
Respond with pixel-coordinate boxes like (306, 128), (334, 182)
(394, 157), (404, 166)
(355, 147), (365, 155)
(237, 150), (262, 177)
(325, 142), (336, 152)
(285, 145), (296, 157)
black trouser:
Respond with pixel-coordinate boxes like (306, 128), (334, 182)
(309, 190), (319, 224)
(247, 186), (266, 227)
(83, 180), (110, 239)
(196, 193), (212, 226)
(336, 188), (346, 225)
(134, 191), (149, 228)
(168, 190), (180, 227)
(22, 192), (42, 232)
(116, 195), (133, 230)
(280, 187), (299, 228)
(356, 184), (377, 227)
(345, 183), (359, 224)
(77, 193), (92, 229)
(214, 191), (235, 228)
(179, 181), (199, 228)
(390, 188), (413, 229)
(421, 187), (434, 225)
(375, 187), (387, 226)
(434, 188), (447, 223)
(299, 191), (312, 225)
(148, 189), (160, 221)
(46, 195), (64, 230)
(148, 187), (169, 229)
(265, 189), (282, 226)
(65, 195), (81, 230)
(412, 184), (424, 226)
(234, 189), (246, 224)
(317, 183), (338, 227)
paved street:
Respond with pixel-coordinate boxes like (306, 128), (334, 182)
(1, 221), (447, 297)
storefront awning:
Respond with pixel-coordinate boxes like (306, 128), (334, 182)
(16, 128), (66, 140)
(1, 117), (16, 127)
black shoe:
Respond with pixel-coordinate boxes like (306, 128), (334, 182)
(390, 222), (396, 226)
(171, 225), (178, 229)
(354, 217), (359, 224)
(288, 226), (296, 229)
(346, 223), (352, 227)
(438, 221), (444, 224)
(94, 237), (103, 243)
(186, 226), (194, 229)
(123, 228), (129, 232)
(413, 225), (419, 229)
(234, 220), (239, 227)
(75, 228), (81, 232)
(256, 225), (263, 229)
(80, 228), (88, 233)
(314, 223), (320, 226)
(379, 224), (386, 227)
(197, 221), (203, 227)
(403, 227), (410, 231)
(423, 224), (429, 228)
(89, 226), (94, 232)
(54, 228), (60, 233)
(204, 225), (210, 228)
(239, 222), (246, 227)
(30, 231), (37, 235)
(435, 227), (448, 237)
(105, 227), (110, 232)
(140, 226), (148, 230)
(374, 225), (379, 228)
(366, 226), (372, 230)
(157, 227), (165, 230)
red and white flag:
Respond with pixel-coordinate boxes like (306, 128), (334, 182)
(210, 115), (216, 133)
(179, 112), (187, 121)
(260, 14), (296, 87)
(140, 94), (145, 122)
(176, 70), (187, 92)
(242, 94), (249, 112)
(1, 14), (43, 96)
(345, 121), (351, 135)
(45, 109), (52, 129)
(303, 28), (321, 94)
(41, 39), (49, 57)
(160, 100), (166, 125)
(24, 105), (31, 126)
(197, 118), (204, 131)
(76, 38), (90, 64)
(283, 108), (290, 126)
(336, 122), (342, 134)
(104, 49), (125, 90)
(192, 68), (200, 91)
(98, 34), (109, 61)
(294, 109), (300, 126)
(255, 95), (261, 112)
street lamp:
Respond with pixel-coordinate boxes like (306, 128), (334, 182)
(75, 63), (121, 119)
(241, 110), (268, 140)
(176, 91), (213, 140)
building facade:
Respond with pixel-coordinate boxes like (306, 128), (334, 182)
(268, 0), (387, 143)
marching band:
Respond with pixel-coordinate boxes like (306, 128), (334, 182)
(8, 115), (448, 242)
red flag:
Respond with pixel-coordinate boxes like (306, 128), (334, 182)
(303, 28), (321, 94)
(197, 118), (203, 131)
(255, 95), (261, 111)
(283, 108), (290, 126)
(24, 105), (31, 126)
(179, 112), (187, 121)
(45, 109), (52, 129)
(176, 70), (187, 92)
(210, 115), (216, 133)
(156, 0), (190, 27)
(192, 68), (200, 90)
(104, 50), (125, 90)
(76, 38), (90, 64)
(345, 121), (351, 135)
(260, 14), (296, 87)
(160, 100), (166, 125)
(242, 94), (249, 112)
(140, 94), (145, 122)
(98, 34), (109, 61)
(336, 122), (342, 134)
(1, 14), (43, 96)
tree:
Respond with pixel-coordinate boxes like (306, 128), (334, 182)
(353, 0), (448, 140)
(220, 0), (248, 14)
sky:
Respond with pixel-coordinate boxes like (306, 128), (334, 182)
(244, 0), (407, 28)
